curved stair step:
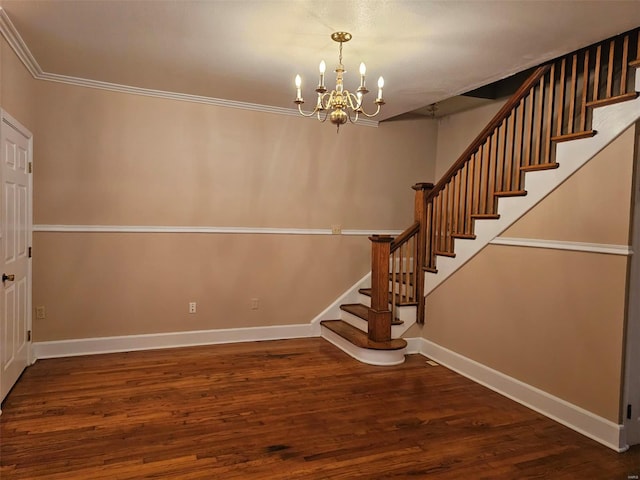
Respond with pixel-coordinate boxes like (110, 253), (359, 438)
(320, 320), (407, 350)
(320, 320), (407, 366)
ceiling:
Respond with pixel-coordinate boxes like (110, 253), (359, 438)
(3, 0), (640, 122)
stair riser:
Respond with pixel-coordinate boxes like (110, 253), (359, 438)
(357, 294), (418, 321)
(340, 309), (368, 331)
(357, 293), (371, 306)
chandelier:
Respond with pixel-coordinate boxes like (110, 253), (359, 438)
(294, 32), (385, 130)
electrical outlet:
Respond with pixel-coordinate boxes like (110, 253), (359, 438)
(251, 298), (259, 310)
(35, 306), (46, 320)
(331, 224), (342, 235)
(188, 302), (197, 314)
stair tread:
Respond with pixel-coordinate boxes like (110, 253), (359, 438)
(470, 213), (500, 219)
(341, 303), (404, 325)
(585, 92), (639, 109)
(452, 233), (476, 239)
(424, 266), (438, 274)
(434, 250), (456, 258)
(551, 130), (597, 142)
(520, 163), (559, 172)
(358, 289), (418, 307)
(494, 190), (527, 197)
(320, 320), (407, 351)
(340, 303), (369, 319)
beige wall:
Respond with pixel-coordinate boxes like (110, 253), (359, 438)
(425, 245), (628, 421)
(32, 80), (437, 229)
(33, 233), (372, 340)
(1, 37), (438, 341)
(434, 99), (506, 181)
(420, 116), (636, 422)
(503, 127), (635, 245)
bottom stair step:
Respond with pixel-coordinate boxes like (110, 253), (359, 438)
(320, 320), (407, 351)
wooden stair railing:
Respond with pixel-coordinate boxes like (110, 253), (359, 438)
(369, 26), (640, 332)
(367, 182), (433, 341)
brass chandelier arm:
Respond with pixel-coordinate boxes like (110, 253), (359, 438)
(296, 103), (319, 118)
(296, 102), (331, 123)
(343, 91), (382, 119)
(356, 103), (383, 118)
(296, 90), (334, 117)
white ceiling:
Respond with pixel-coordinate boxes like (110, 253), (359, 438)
(3, 0), (640, 121)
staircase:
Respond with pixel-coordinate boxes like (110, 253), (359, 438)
(318, 27), (640, 365)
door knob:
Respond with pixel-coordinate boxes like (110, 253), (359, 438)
(2, 273), (15, 283)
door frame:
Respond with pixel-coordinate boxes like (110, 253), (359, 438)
(623, 121), (640, 447)
(0, 109), (34, 387)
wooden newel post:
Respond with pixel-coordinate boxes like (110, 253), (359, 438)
(412, 182), (434, 324)
(368, 235), (393, 342)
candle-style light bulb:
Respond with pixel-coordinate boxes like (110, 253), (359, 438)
(295, 74), (302, 100)
(319, 60), (326, 87)
(359, 62), (366, 89)
(377, 76), (384, 100)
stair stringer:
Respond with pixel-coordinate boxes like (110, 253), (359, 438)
(310, 272), (371, 336)
(425, 86), (640, 295)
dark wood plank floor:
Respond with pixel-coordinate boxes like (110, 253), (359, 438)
(1, 338), (638, 479)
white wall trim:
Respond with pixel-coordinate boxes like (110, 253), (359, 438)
(406, 337), (627, 452)
(0, 8), (378, 127)
(33, 324), (314, 360)
(33, 224), (402, 236)
(490, 237), (633, 256)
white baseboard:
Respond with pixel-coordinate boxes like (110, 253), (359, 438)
(33, 324), (314, 359)
(405, 337), (425, 354)
(407, 337), (627, 452)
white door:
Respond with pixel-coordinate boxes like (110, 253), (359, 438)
(0, 111), (32, 404)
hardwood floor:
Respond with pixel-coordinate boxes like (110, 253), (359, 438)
(1, 338), (638, 479)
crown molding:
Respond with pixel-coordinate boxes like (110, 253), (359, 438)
(0, 7), (41, 77)
(0, 8), (378, 127)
